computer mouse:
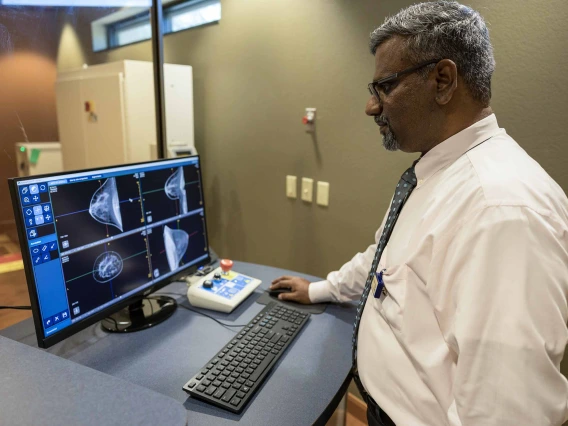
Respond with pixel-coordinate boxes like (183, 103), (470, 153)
(268, 287), (292, 297)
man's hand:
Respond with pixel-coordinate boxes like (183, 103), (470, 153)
(270, 276), (312, 304)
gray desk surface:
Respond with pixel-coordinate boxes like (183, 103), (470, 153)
(1, 261), (356, 425)
(0, 335), (188, 426)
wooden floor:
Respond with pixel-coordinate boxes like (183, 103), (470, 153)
(0, 226), (31, 330)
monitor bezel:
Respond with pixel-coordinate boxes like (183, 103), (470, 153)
(8, 154), (212, 348)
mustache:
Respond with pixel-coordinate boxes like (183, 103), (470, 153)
(374, 115), (389, 127)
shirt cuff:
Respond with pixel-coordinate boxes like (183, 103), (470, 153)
(308, 280), (333, 304)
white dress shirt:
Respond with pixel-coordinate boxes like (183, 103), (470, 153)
(309, 115), (568, 425)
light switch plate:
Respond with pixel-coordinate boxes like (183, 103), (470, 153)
(301, 178), (313, 202)
(286, 175), (297, 198)
(317, 181), (329, 206)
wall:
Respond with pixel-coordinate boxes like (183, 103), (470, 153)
(0, 7), (62, 226)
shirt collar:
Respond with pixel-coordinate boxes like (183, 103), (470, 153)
(414, 114), (504, 184)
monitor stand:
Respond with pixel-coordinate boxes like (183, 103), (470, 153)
(101, 295), (177, 333)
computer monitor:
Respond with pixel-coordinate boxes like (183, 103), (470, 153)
(9, 156), (211, 348)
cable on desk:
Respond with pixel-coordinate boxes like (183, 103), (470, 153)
(156, 292), (248, 331)
(0, 305), (31, 310)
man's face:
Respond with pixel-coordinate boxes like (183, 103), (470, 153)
(365, 37), (436, 153)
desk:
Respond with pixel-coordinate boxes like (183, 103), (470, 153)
(1, 261), (356, 425)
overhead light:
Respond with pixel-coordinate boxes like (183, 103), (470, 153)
(2, 0), (151, 6)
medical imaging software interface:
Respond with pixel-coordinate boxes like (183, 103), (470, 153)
(15, 157), (208, 338)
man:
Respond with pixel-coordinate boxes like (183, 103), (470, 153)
(270, 2), (568, 425)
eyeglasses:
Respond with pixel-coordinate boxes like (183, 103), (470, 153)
(367, 59), (441, 103)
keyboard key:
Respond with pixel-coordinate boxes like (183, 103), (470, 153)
(197, 384), (206, 392)
(242, 386), (251, 393)
(236, 391), (245, 399)
(187, 381), (197, 389)
(202, 379), (211, 386)
(230, 397), (241, 407)
(221, 388), (236, 403)
(250, 354), (275, 382)
(205, 385), (217, 395)
(213, 388), (226, 399)
(221, 382), (231, 389)
(245, 380), (254, 387)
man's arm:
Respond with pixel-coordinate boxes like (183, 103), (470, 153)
(271, 226), (383, 304)
(433, 205), (568, 425)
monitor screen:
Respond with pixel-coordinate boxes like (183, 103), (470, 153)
(9, 156), (210, 347)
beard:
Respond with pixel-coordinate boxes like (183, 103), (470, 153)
(375, 115), (400, 151)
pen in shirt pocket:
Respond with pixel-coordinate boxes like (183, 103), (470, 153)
(374, 269), (386, 298)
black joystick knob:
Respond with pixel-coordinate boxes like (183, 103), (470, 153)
(203, 280), (213, 289)
(213, 273), (222, 280)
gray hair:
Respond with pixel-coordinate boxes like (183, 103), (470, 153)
(370, 1), (495, 106)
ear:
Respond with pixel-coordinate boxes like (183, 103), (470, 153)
(434, 59), (458, 105)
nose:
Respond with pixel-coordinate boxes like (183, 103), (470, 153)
(365, 95), (381, 116)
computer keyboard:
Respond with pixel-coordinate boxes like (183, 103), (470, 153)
(182, 301), (310, 413)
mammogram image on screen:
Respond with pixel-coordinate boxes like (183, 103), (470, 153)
(89, 178), (123, 231)
(164, 225), (189, 272)
(148, 214), (207, 279)
(140, 166), (203, 224)
(63, 232), (151, 318)
(50, 175), (143, 251)
(164, 167), (188, 215)
(93, 251), (123, 283)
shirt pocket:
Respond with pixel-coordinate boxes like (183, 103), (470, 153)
(371, 263), (408, 332)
